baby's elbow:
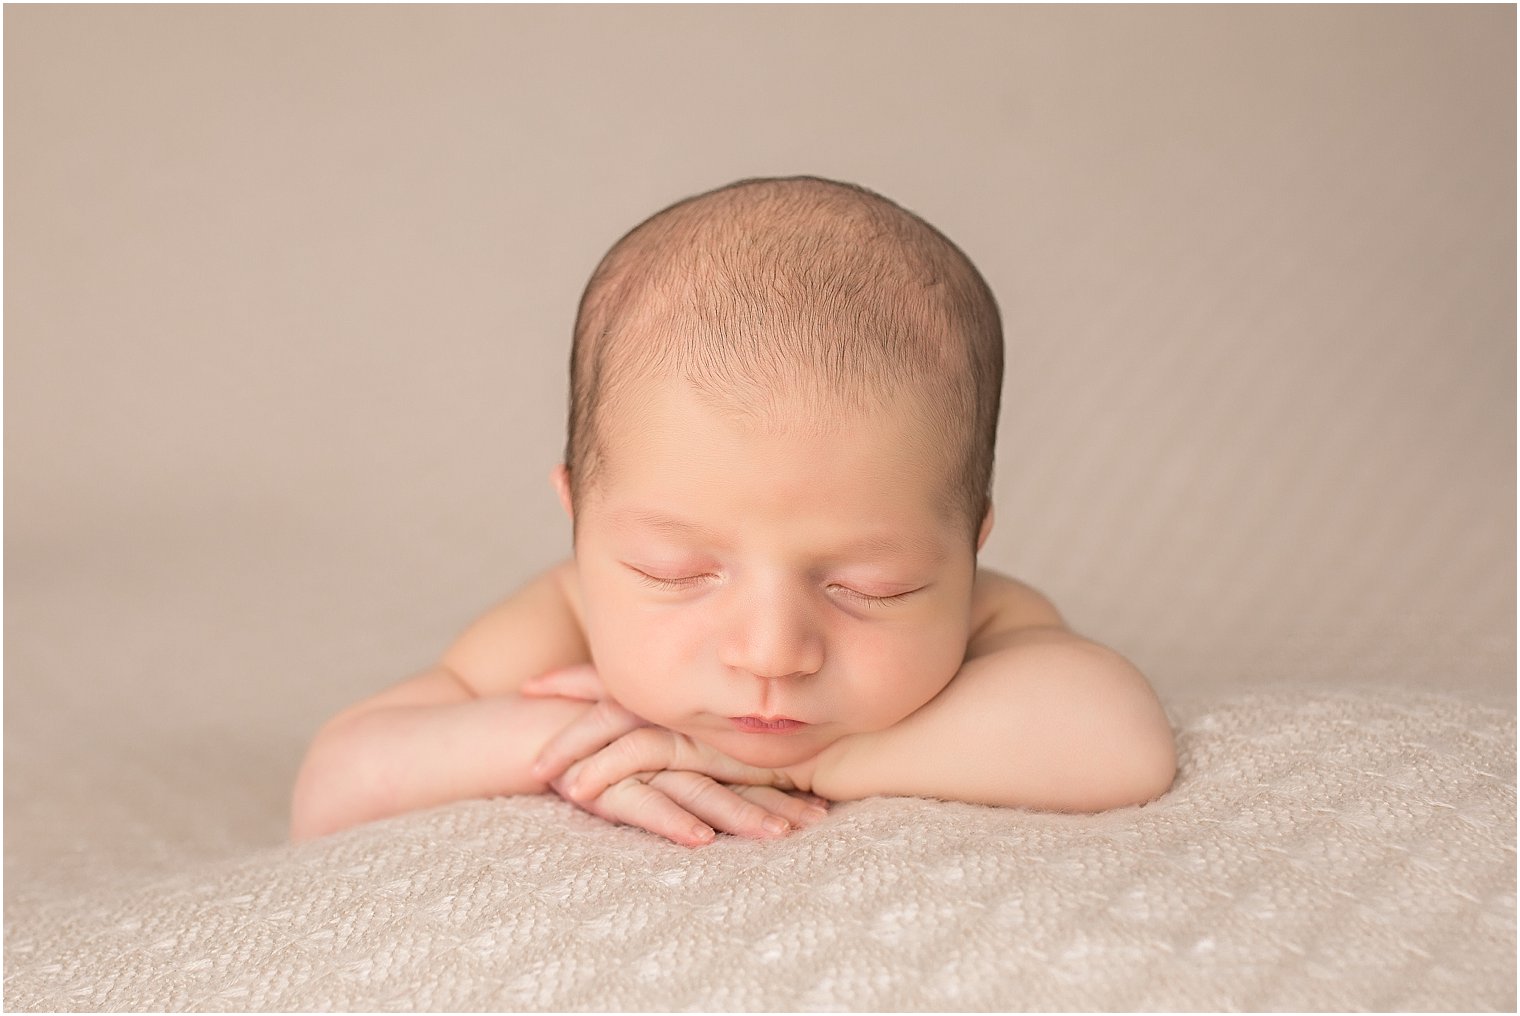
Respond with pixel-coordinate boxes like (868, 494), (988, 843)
(289, 769), (333, 844)
(290, 734), (345, 843)
(289, 713), (379, 843)
(1070, 652), (1178, 813)
(1065, 725), (1175, 814)
(1100, 681), (1179, 809)
(1122, 717), (1178, 808)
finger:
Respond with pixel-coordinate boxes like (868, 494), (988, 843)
(519, 663), (605, 701)
(556, 727), (677, 803)
(730, 785), (832, 829)
(593, 775), (716, 848)
(568, 728), (794, 802)
(648, 771), (794, 839)
(531, 698), (648, 782)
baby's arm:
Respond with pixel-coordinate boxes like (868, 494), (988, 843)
(289, 563), (594, 841)
(527, 573), (1174, 817)
(806, 619), (1176, 812)
(290, 562), (820, 843)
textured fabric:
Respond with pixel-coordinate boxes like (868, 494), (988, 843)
(5, 686), (1513, 1011)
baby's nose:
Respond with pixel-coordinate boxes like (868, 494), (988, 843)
(718, 593), (824, 680)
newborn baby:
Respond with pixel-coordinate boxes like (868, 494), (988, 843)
(291, 175), (1176, 847)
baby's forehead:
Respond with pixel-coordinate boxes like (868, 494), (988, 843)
(604, 368), (955, 445)
(592, 375), (963, 503)
(600, 500), (957, 563)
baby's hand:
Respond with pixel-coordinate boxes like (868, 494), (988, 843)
(521, 666), (829, 847)
(518, 662), (607, 703)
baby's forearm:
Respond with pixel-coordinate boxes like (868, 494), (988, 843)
(807, 628), (1175, 812)
(290, 689), (592, 842)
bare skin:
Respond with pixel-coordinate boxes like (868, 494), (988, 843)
(290, 384), (1176, 847)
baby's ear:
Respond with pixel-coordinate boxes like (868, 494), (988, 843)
(977, 502), (995, 552)
(550, 463), (574, 520)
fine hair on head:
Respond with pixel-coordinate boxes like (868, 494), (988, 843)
(564, 174), (1004, 548)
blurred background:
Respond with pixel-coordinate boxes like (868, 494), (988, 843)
(6, 5), (1513, 897)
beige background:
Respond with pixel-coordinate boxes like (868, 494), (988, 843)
(5, 4), (1515, 898)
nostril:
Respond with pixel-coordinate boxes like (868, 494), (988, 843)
(754, 668), (816, 682)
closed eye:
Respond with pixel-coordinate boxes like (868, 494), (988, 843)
(630, 567), (919, 607)
(830, 585), (917, 608)
(630, 568), (710, 592)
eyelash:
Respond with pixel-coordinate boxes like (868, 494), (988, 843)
(633, 571), (708, 592)
(838, 587), (913, 608)
(631, 570), (914, 607)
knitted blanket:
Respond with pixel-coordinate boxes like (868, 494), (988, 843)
(6, 685), (1513, 1011)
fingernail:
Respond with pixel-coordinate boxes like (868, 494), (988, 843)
(692, 824), (715, 843)
(802, 806), (829, 824)
(762, 816), (790, 835)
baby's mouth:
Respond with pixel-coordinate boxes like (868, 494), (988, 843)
(729, 715), (809, 733)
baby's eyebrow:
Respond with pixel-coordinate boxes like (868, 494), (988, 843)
(608, 508), (947, 564)
(836, 531), (949, 564)
(611, 509), (716, 542)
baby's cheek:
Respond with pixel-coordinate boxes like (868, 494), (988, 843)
(585, 651), (658, 717)
(852, 629), (964, 724)
(589, 613), (701, 721)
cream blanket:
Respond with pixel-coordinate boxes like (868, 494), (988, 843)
(6, 685), (1513, 1011)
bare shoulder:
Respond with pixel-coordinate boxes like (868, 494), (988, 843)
(436, 558), (592, 696)
(967, 566), (1068, 653)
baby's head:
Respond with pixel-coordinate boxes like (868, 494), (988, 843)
(553, 176), (1005, 767)
(565, 175), (1002, 547)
